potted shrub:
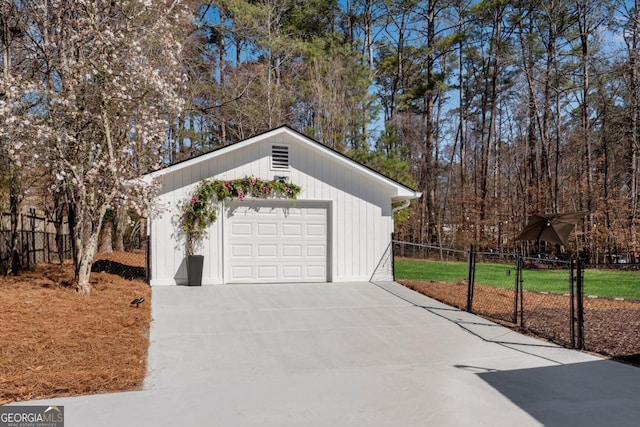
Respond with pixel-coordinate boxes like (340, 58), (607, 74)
(180, 183), (218, 286)
(180, 176), (301, 286)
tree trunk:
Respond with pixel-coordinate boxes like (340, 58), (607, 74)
(479, 5), (503, 228)
(76, 234), (98, 296)
(114, 207), (126, 252)
(628, 0), (640, 220)
(9, 189), (21, 276)
(363, 0), (374, 70)
(219, 20), (227, 145)
(53, 194), (65, 264)
(426, 0), (437, 244)
(98, 221), (113, 253)
(457, 1), (467, 217)
(75, 210), (106, 296)
(578, 0), (594, 217)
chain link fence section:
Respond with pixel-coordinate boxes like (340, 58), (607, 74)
(392, 241), (469, 310)
(393, 242), (640, 364)
(91, 250), (147, 281)
(393, 241), (468, 262)
(393, 242), (577, 348)
(370, 242), (394, 282)
(581, 264), (640, 364)
(92, 232), (148, 282)
(469, 250), (519, 324)
(517, 257), (574, 348)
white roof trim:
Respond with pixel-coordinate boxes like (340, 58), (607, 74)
(144, 126), (421, 201)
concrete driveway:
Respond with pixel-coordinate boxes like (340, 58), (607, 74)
(12, 281), (640, 426)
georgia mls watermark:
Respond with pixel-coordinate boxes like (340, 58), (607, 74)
(0, 406), (64, 427)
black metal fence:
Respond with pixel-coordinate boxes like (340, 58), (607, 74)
(393, 241), (640, 364)
(0, 213), (72, 273)
(578, 261), (640, 363)
(394, 241), (468, 262)
(469, 249), (519, 325)
(0, 212), (149, 282)
(518, 256), (575, 349)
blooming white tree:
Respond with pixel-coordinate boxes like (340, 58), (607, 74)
(3, 0), (193, 294)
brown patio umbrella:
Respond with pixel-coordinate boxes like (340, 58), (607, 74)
(515, 211), (588, 246)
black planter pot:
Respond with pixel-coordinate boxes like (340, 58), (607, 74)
(186, 255), (204, 286)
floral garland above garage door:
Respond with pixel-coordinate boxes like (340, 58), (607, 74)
(180, 176), (301, 255)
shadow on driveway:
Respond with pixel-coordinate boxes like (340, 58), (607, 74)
(476, 359), (640, 427)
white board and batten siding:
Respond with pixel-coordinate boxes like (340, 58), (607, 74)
(146, 127), (418, 286)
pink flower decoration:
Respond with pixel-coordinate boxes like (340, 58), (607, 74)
(191, 197), (199, 204)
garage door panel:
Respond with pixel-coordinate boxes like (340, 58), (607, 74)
(257, 265), (278, 280)
(285, 207), (303, 216)
(231, 223), (252, 236)
(230, 206), (248, 216)
(282, 223), (302, 236)
(306, 265), (327, 279)
(306, 224), (325, 236)
(231, 265), (253, 279)
(257, 244), (277, 257)
(306, 208), (326, 217)
(282, 245), (302, 257)
(282, 265), (302, 279)
(257, 223), (277, 236)
(226, 201), (328, 283)
(259, 208), (278, 216)
(231, 244), (252, 257)
(306, 244), (326, 257)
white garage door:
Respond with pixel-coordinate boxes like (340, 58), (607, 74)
(225, 201), (328, 283)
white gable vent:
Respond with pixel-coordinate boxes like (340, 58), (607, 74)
(271, 145), (289, 170)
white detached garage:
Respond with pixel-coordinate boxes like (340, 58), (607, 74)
(145, 126), (420, 286)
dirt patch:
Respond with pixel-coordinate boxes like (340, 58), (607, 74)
(399, 279), (640, 365)
(0, 252), (150, 404)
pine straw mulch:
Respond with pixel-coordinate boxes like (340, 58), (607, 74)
(0, 252), (150, 405)
(399, 279), (640, 366)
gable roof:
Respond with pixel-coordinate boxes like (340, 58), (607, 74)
(145, 125), (421, 202)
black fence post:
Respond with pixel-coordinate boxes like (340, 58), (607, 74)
(517, 256), (525, 326)
(391, 234), (396, 281)
(22, 228), (30, 270)
(145, 233), (151, 284)
(569, 258), (576, 349)
(576, 258), (585, 350)
(30, 213), (36, 265)
(466, 244), (476, 312)
(514, 256), (521, 324)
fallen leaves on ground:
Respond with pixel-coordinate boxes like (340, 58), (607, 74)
(0, 253), (150, 404)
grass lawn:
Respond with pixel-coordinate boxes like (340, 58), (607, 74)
(395, 258), (640, 300)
